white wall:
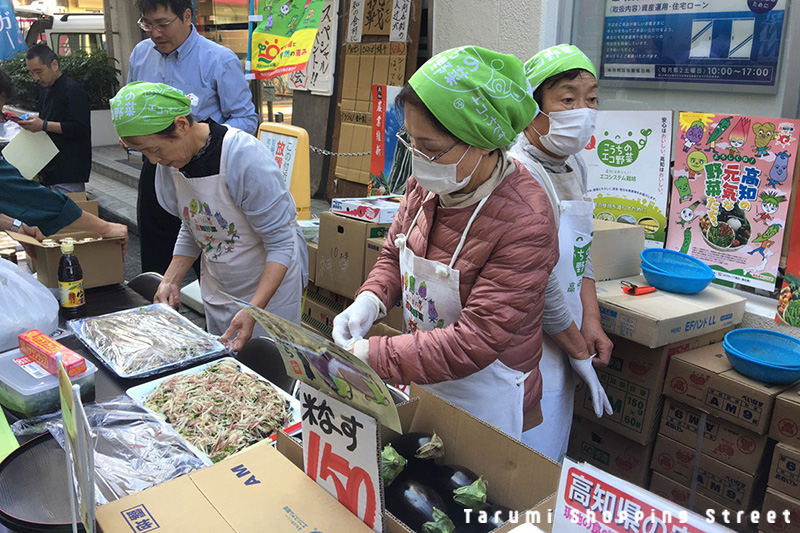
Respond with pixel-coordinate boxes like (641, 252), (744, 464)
(432, 0), (559, 62)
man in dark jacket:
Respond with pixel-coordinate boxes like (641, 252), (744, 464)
(18, 44), (91, 194)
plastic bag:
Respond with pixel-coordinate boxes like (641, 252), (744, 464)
(14, 397), (209, 505)
(0, 259), (59, 352)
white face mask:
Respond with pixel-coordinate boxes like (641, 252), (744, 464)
(537, 108), (597, 157)
(412, 145), (482, 195)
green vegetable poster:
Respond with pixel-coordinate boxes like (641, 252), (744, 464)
(665, 112), (800, 292)
(777, 187), (800, 326)
(583, 110), (673, 248)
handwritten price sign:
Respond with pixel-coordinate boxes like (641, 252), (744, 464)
(300, 383), (383, 532)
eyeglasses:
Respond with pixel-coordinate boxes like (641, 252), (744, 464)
(396, 128), (460, 163)
(137, 15), (180, 32)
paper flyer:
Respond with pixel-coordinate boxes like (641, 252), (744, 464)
(227, 295), (402, 433)
(664, 112), (800, 291)
(583, 110), (673, 247)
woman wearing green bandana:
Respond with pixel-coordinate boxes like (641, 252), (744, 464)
(509, 44), (613, 461)
(110, 82), (307, 352)
(332, 46), (559, 439)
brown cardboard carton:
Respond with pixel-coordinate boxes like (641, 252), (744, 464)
(307, 241), (317, 283)
(96, 444), (372, 533)
(660, 397), (773, 473)
(664, 343), (799, 434)
(65, 192), (99, 217)
(649, 471), (730, 523)
(591, 219), (644, 282)
(651, 433), (767, 512)
(770, 386), (800, 447)
(573, 329), (729, 444)
(761, 488), (800, 533)
(768, 443), (800, 501)
(316, 211), (390, 299)
(567, 414), (655, 487)
(301, 298), (338, 339)
(341, 43), (360, 101)
(10, 230), (124, 289)
(364, 236), (384, 278)
(595, 275), (746, 348)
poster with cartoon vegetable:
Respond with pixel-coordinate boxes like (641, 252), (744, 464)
(776, 186), (800, 326)
(665, 112), (800, 292)
(583, 110), (673, 248)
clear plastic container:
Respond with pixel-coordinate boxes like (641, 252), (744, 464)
(0, 347), (96, 418)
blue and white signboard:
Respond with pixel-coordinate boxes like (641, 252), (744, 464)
(601, 0), (786, 88)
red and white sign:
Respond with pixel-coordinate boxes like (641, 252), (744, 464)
(331, 196), (402, 224)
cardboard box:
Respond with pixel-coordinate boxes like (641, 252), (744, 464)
(761, 488), (800, 533)
(302, 298), (338, 339)
(307, 242), (317, 283)
(595, 275), (746, 348)
(649, 471), (730, 522)
(18, 329), (86, 377)
(65, 192), (98, 217)
(316, 211), (390, 300)
(96, 444), (373, 533)
(651, 433), (767, 512)
(770, 386), (800, 447)
(664, 343), (799, 434)
(769, 443), (800, 501)
(9, 230), (124, 289)
(332, 196), (402, 224)
(567, 414), (655, 487)
(364, 236), (385, 277)
(660, 397), (773, 473)
(574, 329), (729, 445)
(591, 219), (644, 282)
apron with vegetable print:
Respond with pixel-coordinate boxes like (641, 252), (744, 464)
(170, 128), (303, 336)
(521, 159), (594, 461)
(398, 193), (530, 440)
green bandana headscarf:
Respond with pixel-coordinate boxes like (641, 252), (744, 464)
(408, 46), (537, 151)
(110, 82), (192, 137)
(524, 44), (597, 93)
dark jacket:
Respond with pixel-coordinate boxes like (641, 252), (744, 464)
(38, 74), (92, 186)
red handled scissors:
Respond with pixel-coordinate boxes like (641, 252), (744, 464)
(621, 280), (656, 295)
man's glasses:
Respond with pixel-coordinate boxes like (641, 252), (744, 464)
(396, 128), (460, 163)
(137, 15), (180, 32)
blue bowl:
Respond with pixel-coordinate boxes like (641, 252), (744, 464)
(723, 329), (800, 369)
(641, 263), (714, 294)
(641, 249), (715, 280)
(723, 343), (800, 384)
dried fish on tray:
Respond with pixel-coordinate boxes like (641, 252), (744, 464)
(68, 303), (227, 378)
(127, 358), (302, 463)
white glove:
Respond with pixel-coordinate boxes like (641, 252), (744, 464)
(570, 354), (613, 418)
(332, 292), (382, 349)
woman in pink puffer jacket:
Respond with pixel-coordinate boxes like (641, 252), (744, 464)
(332, 46), (558, 440)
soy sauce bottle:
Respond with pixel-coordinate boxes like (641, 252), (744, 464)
(58, 241), (86, 318)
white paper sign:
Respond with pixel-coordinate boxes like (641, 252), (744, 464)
(288, 0), (338, 96)
(348, 0), (364, 42)
(583, 110), (673, 248)
(554, 458), (736, 532)
(390, 0), (411, 42)
(300, 383), (383, 532)
(4, 128), (59, 179)
(259, 131), (298, 189)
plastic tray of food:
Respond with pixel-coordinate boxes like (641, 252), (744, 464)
(126, 358), (302, 463)
(67, 303), (227, 379)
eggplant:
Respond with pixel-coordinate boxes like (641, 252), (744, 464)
(386, 478), (455, 533)
(392, 431), (445, 465)
(381, 443), (408, 486)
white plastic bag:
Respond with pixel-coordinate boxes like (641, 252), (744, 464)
(0, 259), (59, 352)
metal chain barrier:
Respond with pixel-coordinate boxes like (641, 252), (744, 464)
(309, 145), (371, 157)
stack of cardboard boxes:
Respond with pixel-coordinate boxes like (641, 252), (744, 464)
(762, 385), (800, 533)
(568, 223), (749, 494)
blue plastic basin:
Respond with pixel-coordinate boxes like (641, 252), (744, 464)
(724, 329), (800, 369)
(641, 249), (714, 279)
(723, 344), (800, 384)
(641, 263), (714, 294)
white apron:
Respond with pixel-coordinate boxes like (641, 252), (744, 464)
(398, 193), (529, 440)
(171, 128), (304, 336)
(520, 158), (594, 461)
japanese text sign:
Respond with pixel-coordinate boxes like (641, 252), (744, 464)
(665, 112), (800, 291)
(583, 110), (673, 247)
(300, 383), (383, 532)
(259, 131), (298, 189)
(554, 458), (734, 532)
(287, 0), (338, 95)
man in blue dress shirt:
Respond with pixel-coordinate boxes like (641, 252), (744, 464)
(127, 0), (258, 274)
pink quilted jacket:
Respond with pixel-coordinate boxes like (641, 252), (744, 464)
(359, 159), (558, 416)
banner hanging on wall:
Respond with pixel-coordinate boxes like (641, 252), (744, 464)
(248, 0), (324, 80)
(664, 111), (800, 292)
(583, 110), (673, 248)
(0, 0), (26, 60)
(287, 0), (337, 95)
